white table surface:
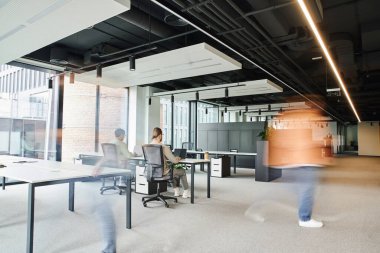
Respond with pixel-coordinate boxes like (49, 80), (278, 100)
(179, 158), (210, 164)
(186, 150), (257, 156)
(0, 155), (128, 183)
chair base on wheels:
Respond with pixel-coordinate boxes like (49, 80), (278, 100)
(100, 177), (125, 195)
(142, 185), (177, 208)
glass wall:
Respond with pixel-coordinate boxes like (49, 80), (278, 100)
(160, 98), (172, 146)
(0, 64), (56, 159)
(173, 100), (188, 148)
(198, 102), (218, 123)
(160, 98), (190, 148)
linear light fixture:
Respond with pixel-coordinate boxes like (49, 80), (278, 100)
(297, 0), (361, 122)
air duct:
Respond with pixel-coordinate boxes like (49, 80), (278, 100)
(330, 33), (357, 84)
(117, 8), (176, 38)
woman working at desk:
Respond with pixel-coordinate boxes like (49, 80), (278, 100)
(151, 127), (190, 199)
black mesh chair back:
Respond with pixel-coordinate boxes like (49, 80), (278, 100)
(142, 144), (164, 167)
(99, 143), (124, 195)
(141, 144), (177, 208)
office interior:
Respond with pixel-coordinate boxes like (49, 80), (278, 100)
(0, 0), (380, 252)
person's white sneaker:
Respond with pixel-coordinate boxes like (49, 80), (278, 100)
(298, 219), (323, 228)
(174, 187), (180, 197)
(182, 189), (190, 199)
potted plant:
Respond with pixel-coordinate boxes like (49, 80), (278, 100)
(255, 120), (281, 182)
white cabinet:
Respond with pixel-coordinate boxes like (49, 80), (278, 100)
(134, 165), (167, 194)
(210, 156), (231, 178)
(135, 165), (149, 194)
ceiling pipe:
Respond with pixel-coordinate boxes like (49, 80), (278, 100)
(151, 0), (345, 124)
(97, 29), (198, 58)
(225, 0), (317, 87)
(171, 0), (286, 82)
(186, 0), (320, 94)
(117, 8), (176, 38)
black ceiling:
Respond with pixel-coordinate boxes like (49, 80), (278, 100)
(19, 0), (380, 122)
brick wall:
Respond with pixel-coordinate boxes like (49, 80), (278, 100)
(62, 80), (127, 162)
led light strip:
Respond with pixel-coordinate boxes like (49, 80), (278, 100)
(297, 0), (361, 122)
(150, 0), (345, 123)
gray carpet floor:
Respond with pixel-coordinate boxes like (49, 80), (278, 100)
(1, 155), (380, 253)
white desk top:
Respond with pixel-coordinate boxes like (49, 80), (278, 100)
(179, 158), (210, 164)
(186, 150), (257, 156)
(0, 155), (129, 183)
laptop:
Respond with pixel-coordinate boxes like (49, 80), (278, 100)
(173, 148), (187, 159)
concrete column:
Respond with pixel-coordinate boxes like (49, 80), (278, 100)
(128, 86), (160, 151)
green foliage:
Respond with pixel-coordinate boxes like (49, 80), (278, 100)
(257, 120), (272, 141)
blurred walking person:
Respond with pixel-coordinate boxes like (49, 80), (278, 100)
(268, 108), (330, 228)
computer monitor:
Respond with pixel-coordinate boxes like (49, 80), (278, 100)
(173, 148), (187, 159)
(133, 145), (143, 157)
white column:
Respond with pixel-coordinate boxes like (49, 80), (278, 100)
(128, 86), (161, 151)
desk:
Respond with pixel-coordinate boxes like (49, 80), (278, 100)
(179, 158), (210, 204)
(187, 151), (257, 174)
(0, 155), (132, 253)
(130, 157), (210, 204)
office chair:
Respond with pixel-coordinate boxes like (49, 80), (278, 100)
(142, 144), (177, 208)
(182, 142), (194, 151)
(99, 143), (125, 195)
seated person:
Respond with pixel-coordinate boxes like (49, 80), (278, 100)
(113, 128), (135, 166)
(113, 128), (135, 185)
(150, 127), (190, 199)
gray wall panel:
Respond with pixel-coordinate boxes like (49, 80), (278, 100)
(207, 131), (218, 151)
(240, 130), (254, 152)
(198, 130), (208, 150)
(229, 131), (240, 151)
(217, 130), (229, 151)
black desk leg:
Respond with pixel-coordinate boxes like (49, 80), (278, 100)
(191, 164), (195, 204)
(200, 154), (204, 172)
(234, 155), (237, 174)
(69, 182), (75, 211)
(27, 183), (35, 253)
(126, 175), (131, 229)
(207, 163), (210, 198)
(2, 177), (5, 190)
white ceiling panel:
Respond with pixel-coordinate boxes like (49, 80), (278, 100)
(154, 79), (282, 101)
(76, 43), (242, 87)
(221, 102), (311, 112)
(0, 0), (131, 64)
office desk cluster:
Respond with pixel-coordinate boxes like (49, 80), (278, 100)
(0, 150), (255, 253)
(0, 155), (132, 253)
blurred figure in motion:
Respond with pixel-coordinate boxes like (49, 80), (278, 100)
(268, 108), (330, 228)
